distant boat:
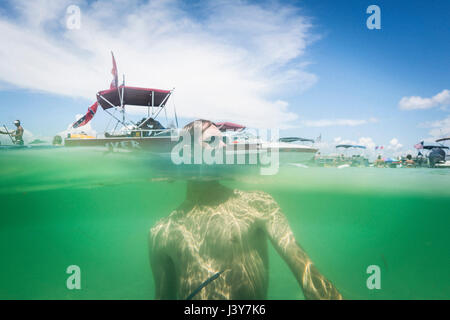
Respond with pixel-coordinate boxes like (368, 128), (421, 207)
(221, 129), (318, 164)
(430, 138), (450, 168)
(316, 144), (369, 167)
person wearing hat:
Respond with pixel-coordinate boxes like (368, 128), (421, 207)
(0, 120), (24, 145)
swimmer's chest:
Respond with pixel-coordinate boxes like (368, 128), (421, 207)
(174, 204), (265, 249)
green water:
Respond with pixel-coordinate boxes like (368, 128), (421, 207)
(0, 147), (449, 299)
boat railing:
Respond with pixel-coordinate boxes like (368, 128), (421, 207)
(104, 128), (180, 138)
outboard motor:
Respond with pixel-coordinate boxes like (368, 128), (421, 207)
(429, 147), (446, 167)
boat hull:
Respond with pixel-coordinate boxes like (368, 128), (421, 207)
(64, 136), (176, 152)
(434, 161), (450, 168)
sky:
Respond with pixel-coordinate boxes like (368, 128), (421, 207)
(0, 0), (449, 158)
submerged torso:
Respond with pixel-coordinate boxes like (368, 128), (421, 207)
(150, 190), (276, 300)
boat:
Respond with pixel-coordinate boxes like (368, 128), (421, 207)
(430, 138), (450, 168)
(336, 145), (369, 167)
(315, 144), (369, 167)
(408, 140), (450, 168)
(64, 53), (180, 152)
(410, 143), (449, 168)
(218, 124), (318, 164)
(263, 140), (318, 164)
(272, 137), (318, 164)
(64, 85), (179, 153)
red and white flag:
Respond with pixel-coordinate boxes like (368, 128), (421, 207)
(110, 52), (118, 89)
(72, 102), (98, 128)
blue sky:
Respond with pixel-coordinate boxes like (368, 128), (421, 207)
(283, 0), (450, 149)
(0, 0), (449, 156)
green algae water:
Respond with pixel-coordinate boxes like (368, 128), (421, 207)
(0, 147), (449, 300)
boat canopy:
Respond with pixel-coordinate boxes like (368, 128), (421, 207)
(436, 137), (450, 143)
(336, 144), (366, 149)
(97, 86), (171, 110)
(215, 122), (246, 131)
(279, 137), (315, 143)
(423, 145), (449, 150)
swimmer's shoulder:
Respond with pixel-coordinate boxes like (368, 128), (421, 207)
(232, 189), (280, 216)
(150, 210), (181, 240)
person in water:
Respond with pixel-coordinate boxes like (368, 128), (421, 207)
(0, 120), (24, 145)
(149, 120), (343, 300)
(374, 155), (385, 168)
(405, 154), (415, 167)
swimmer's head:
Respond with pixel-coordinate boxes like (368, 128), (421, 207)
(182, 119), (225, 149)
(163, 119), (263, 181)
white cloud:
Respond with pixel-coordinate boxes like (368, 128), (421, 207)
(387, 138), (403, 151)
(301, 117), (377, 127)
(0, 0), (317, 128)
(419, 116), (450, 138)
(399, 89), (450, 110)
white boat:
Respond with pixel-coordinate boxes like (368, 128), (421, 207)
(218, 124), (318, 164)
(433, 137), (450, 168)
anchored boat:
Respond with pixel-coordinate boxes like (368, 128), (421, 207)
(64, 52), (180, 152)
(64, 85), (179, 152)
(430, 137), (450, 168)
(315, 144), (369, 167)
(219, 125), (318, 164)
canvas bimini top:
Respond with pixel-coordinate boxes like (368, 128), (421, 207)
(69, 52), (177, 132)
(279, 137), (315, 143)
(97, 86), (172, 109)
(423, 145), (449, 150)
(336, 144), (366, 149)
(435, 137), (450, 143)
(215, 122), (246, 132)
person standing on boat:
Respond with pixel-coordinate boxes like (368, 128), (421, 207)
(149, 120), (343, 300)
(0, 120), (24, 145)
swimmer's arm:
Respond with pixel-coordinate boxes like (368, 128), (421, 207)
(149, 236), (177, 300)
(264, 206), (343, 300)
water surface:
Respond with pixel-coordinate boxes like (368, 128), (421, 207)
(0, 147), (448, 299)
